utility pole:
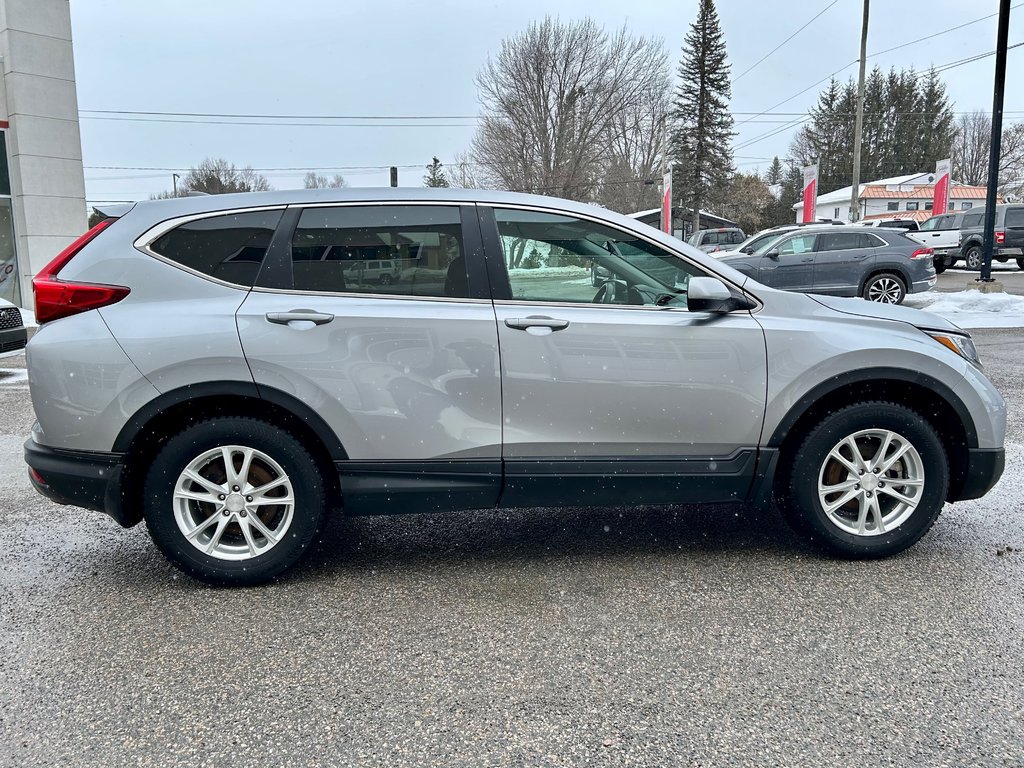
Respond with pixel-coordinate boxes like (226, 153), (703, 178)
(978, 0), (1011, 287)
(850, 0), (870, 222)
(389, 166), (398, 187)
(172, 173), (180, 197)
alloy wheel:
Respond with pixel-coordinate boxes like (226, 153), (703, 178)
(817, 428), (925, 536)
(866, 277), (903, 303)
(172, 445), (295, 561)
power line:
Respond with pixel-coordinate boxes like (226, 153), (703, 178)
(79, 109), (478, 120)
(80, 115), (476, 128)
(734, 0), (841, 83)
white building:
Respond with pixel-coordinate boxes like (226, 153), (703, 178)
(0, 0), (87, 308)
(793, 173), (990, 224)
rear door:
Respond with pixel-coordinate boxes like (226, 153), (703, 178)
(813, 231), (875, 295)
(236, 202), (502, 513)
(480, 205), (767, 507)
(757, 233), (816, 290)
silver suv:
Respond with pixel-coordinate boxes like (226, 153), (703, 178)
(24, 189), (1005, 585)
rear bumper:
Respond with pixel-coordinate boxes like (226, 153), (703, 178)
(911, 275), (938, 293)
(951, 448), (1005, 501)
(24, 438), (139, 527)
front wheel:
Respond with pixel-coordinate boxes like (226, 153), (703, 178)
(143, 417), (326, 586)
(779, 402), (948, 558)
(862, 273), (906, 304)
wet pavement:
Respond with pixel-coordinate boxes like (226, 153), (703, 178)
(1, 333), (1022, 767)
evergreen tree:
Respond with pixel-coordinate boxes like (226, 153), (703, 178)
(789, 66), (955, 196)
(670, 0), (734, 232)
(764, 156), (784, 185)
(423, 157), (450, 187)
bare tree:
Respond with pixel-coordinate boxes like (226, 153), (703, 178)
(950, 111), (1024, 193)
(303, 171), (347, 189)
(180, 158), (271, 194)
(447, 152), (484, 189)
(469, 18), (669, 202)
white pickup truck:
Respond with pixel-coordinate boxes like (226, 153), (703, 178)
(908, 212), (965, 273)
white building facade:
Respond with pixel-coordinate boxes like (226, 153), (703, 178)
(0, 0), (87, 307)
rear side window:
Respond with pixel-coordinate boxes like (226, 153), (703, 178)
(289, 205), (466, 297)
(817, 232), (863, 251)
(1005, 207), (1024, 227)
(150, 209), (283, 286)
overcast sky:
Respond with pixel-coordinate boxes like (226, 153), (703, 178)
(70, 0), (1024, 205)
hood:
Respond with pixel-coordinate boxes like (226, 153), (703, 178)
(808, 294), (962, 333)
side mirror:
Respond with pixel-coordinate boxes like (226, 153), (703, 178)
(741, 246), (754, 254)
(765, 249), (780, 260)
(687, 276), (736, 313)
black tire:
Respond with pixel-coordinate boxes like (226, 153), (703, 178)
(862, 272), (906, 304)
(1016, 257), (1024, 271)
(964, 244), (983, 270)
(778, 402), (948, 559)
(379, 273), (393, 286)
(143, 417), (326, 586)
(933, 255), (947, 274)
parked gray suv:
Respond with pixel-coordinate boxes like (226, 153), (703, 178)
(958, 204), (1024, 271)
(24, 189), (1004, 585)
(719, 225), (937, 304)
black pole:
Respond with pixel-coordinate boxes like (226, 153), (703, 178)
(389, 166), (398, 187)
(979, 0), (1011, 283)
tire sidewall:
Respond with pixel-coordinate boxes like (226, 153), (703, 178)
(786, 403), (948, 558)
(965, 246), (983, 270)
(143, 418), (324, 585)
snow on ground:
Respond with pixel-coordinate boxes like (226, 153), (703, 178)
(903, 290), (1024, 329)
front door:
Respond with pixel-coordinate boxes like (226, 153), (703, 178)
(236, 203), (502, 514)
(758, 232), (817, 291)
(479, 206), (768, 507)
(813, 230), (876, 296)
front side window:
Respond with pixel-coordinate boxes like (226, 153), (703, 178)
(962, 212), (984, 228)
(493, 208), (703, 307)
(289, 205), (466, 297)
(777, 234), (816, 255)
(150, 209), (283, 286)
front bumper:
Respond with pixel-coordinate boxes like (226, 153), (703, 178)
(951, 448), (1005, 501)
(24, 439), (140, 527)
(0, 326), (27, 356)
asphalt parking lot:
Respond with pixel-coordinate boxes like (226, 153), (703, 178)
(1, 331), (1023, 767)
(937, 262), (1024, 294)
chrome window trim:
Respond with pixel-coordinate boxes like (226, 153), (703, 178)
(287, 200), (473, 209)
(133, 205), (287, 290)
(486, 201), (763, 313)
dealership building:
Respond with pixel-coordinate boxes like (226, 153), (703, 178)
(0, 0), (87, 308)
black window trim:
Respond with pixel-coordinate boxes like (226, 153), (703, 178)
(815, 231), (866, 252)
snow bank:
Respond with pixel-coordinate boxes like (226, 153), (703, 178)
(903, 290), (1024, 329)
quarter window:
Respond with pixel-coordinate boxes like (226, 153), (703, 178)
(150, 209), (283, 286)
(493, 208), (702, 306)
(289, 205), (466, 297)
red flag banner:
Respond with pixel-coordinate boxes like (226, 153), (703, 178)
(932, 158), (951, 215)
(801, 165), (818, 224)
(662, 171), (672, 234)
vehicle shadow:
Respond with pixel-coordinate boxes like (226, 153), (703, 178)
(290, 501), (811, 580)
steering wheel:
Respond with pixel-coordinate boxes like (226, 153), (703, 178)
(593, 280), (627, 304)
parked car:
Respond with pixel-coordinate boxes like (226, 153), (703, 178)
(0, 298), (27, 358)
(24, 189), (1003, 585)
(718, 221), (852, 259)
(909, 211), (968, 273)
(857, 218), (920, 231)
(342, 258), (401, 286)
(957, 204), (1024, 271)
(687, 227), (746, 253)
(719, 225), (937, 304)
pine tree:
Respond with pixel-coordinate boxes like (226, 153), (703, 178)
(423, 157), (450, 188)
(764, 156), (784, 185)
(670, 0), (734, 232)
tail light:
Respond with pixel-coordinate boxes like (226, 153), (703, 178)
(33, 220), (130, 324)
(910, 247), (934, 260)
(996, 231), (1005, 244)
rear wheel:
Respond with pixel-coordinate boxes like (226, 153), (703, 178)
(779, 402), (948, 558)
(143, 417), (325, 586)
(862, 273), (906, 304)
(964, 244), (983, 270)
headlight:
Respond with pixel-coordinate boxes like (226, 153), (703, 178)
(928, 331), (981, 367)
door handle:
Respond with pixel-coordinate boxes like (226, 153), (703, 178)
(504, 316), (570, 331)
(266, 309), (335, 325)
